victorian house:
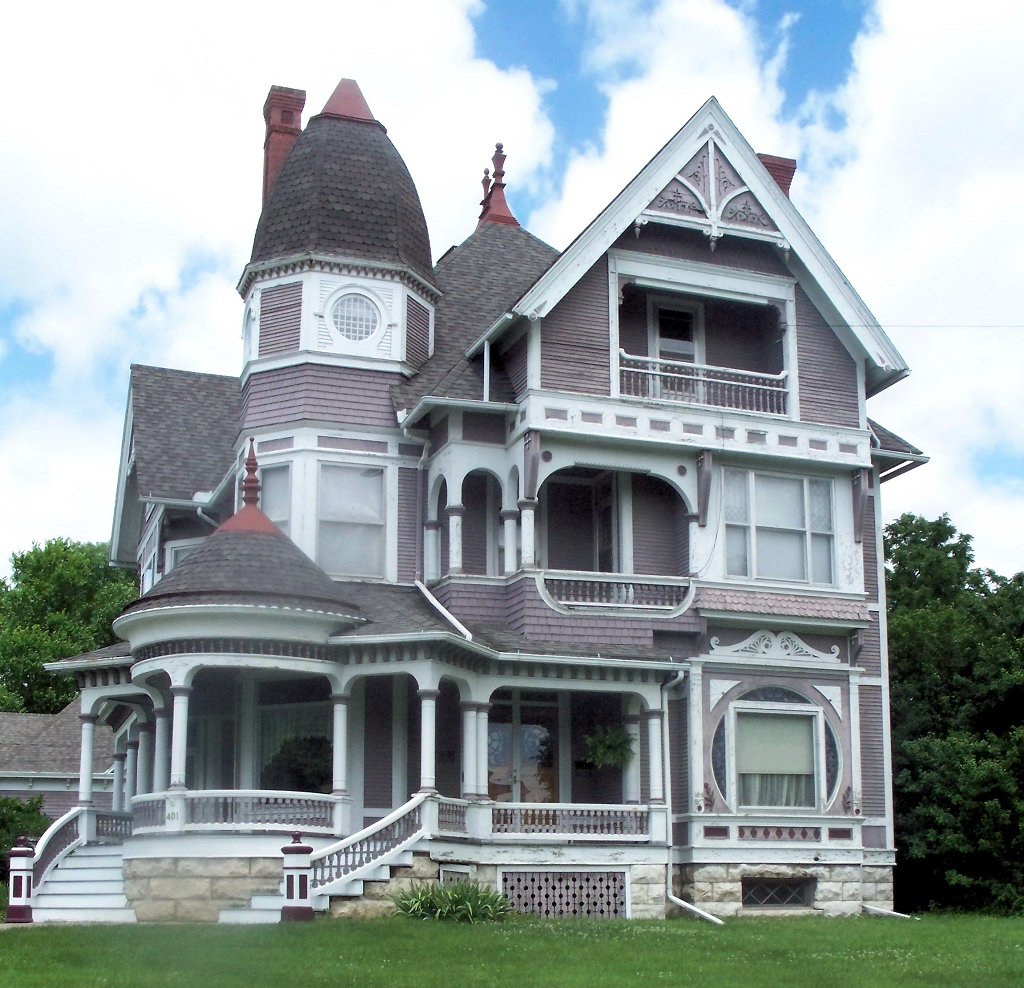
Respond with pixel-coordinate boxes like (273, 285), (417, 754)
(10, 78), (925, 923)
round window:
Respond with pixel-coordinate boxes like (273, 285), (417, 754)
(331, 294), (379, 341)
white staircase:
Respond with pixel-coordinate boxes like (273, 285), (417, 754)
(32, 844), (136, 923)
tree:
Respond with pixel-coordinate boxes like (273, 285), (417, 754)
(0, 539), (138, 714)
(885, 514), (1024, 913)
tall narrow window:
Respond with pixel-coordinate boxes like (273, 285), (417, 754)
(260, 465), (291, 536)
(318, 464), (386, 577)
(657, 308), (695, 362)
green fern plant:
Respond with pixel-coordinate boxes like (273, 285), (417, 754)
(389, 881), (512, 922)
(583, 724), (635, 769)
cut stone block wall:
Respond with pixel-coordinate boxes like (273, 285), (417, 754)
(673, 863), (894, 918)
(123, 856), (282, 922)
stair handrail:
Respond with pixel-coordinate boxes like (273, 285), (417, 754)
(31, 805), (88, 890)
(309, 792), (428, 889)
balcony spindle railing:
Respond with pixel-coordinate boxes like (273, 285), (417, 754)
(619, 350), (787, 415)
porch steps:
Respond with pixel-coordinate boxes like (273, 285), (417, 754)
(32, 844), (136, 924)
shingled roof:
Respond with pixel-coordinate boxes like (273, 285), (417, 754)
(869, 418), (924, 458)
(130, 365), (240, 501)
(392, 222), (558, 414)
(250, 113), (435, 288)
(0, 702), (114, 776)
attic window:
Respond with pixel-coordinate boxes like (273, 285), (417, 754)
(331, 294), (379, 341)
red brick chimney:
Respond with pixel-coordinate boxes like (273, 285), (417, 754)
(757, 153), (797, 198)
(263, 86), (306, 204)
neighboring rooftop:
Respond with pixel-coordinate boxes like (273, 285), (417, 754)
(0, 701), (114, 776)
(130, 365), (239, 501)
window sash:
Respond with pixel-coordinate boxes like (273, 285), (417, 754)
(735, 711), (817, 809)
(261, 465), (291, 535)
(318, 464), (386, 577)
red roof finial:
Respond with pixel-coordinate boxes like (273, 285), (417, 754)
(477, 142), (519, 228)
(481, 168), (491, 201)
(241, 437), (261, 508)
(320, 78), (376, 122)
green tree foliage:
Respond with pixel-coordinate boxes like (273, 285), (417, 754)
(886, 514), (1024, 913)
(0, 796), (51, 881)
(0, 539), (137, 714)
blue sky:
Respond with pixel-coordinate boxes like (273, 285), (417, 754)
(1, 0), (1023, 579)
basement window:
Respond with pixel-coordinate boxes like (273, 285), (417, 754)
(742, 877), (814, 908)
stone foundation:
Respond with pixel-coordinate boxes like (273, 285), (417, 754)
(329, 852), (440, 919)
(123, 856), (282, 922)
(673, 863), (894, 918)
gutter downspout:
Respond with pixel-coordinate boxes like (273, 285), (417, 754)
(196, 507), (219, 529)
(661, 666), (724, 926)
(415, 580), (473, 641)
(862, 904), (916, 919)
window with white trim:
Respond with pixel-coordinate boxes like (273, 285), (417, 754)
(164, 538), (206, 575)
(260, 464), (291, 536)
(330, 293), (380, 341)
(724, 469), (833, 583)
(648, 297), (704, 364)
(318, 463), (385, 577)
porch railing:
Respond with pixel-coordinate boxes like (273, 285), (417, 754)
(543, 572), (692, 610)
(32, 807), (85, 889)
(130, 790), (339, 835)
(619, 350), (788, 415)
(490, 804), (650, 841)
(94, 810), (133, 843)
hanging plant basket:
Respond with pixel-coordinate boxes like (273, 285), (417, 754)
(583, 724), (635, 770)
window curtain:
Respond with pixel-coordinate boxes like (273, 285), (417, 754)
(318, 464), (385, 576)
(736, 712), (815, 807)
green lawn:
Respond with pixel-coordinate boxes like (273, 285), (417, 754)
(0, 914), (1022, 987)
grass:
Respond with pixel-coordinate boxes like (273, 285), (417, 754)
(0, 914), (1022, 987)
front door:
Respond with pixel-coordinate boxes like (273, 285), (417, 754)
(487, 690), (560, 802)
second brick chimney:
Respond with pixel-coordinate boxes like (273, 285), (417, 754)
(263, 86), (306, 204)
(757, 153), (797, 198)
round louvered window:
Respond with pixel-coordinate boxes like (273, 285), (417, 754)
(331, 294), (379, 341)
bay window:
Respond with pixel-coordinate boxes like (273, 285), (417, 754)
(318, 463), (386, 577)
(724, 469), (833, 583)
(736, 711), (815, 808)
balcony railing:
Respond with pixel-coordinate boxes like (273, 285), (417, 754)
(541, 571), (693, 612)
(619, 350), (788, 415)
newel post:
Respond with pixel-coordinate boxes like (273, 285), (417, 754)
(7, 836), (35, 923)
(281, 832), (315, 922)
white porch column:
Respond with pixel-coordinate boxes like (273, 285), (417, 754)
(424, 521), (441, 583)
(152, 708), (170, 792)
(518, 499), (538, 568)
(331, 693), (351, 835)
(137, 724), (154, 796)
(475, 704), (491, 798)
(645, 709), (665, 804)
(112, 751), (126, 811)
(623, 713), (642, 804)
(418, 689), (439, 792)
(461, 701), (478, 798)
(445, 505), (465, 575)
(168, 686), (192, 789)
(124, 738), (139, 807)
(500, 509), (519, 575)
(77, 714), (98, 805)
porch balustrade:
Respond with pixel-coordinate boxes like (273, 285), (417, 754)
(619, 350), (788, 415)
(131, 790), (340, 835)
(543, 572), (692, 610)
(490, 803), (650, 840)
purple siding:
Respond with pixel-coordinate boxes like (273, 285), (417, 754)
(545, 483), (594, 571)
(570, 693), (624, 804)
(463, 412), (506, 444)
(703, 299), (783, 374)
(406, 297), (431, 369)
(859, 614), (882, 677)
(435, 681), (462, 798)
(461, 474), (489, 576)
(859, 684), (887, 816)
(618, 288), (648, 356)
(501, 334), (528, 399)
(668, 694), (688, 813)
(397, 467), (419, 582)
(429, 416), (449, 452)
(795, 286), (860, 428)
(614, 226), (791, 277)
(241, 365), (402, 430)
(631, 475), (687, 577)
(863, 498), (879, 602)
(639, 717), (650, 803)
(258, 282), (302, 357)
(363, 677), (393, 808)
(433, 580), (507, 622)
(541, 259), (610, 395)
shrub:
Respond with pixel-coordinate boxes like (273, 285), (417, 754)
(390, 881), (512, 922)
(0, 795), (50, 881)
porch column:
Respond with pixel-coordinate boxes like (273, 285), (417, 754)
(645, 709), (665, 804)
(331, 694), (349, 795)
(445, 504), (465, 575)
(152, 707), (170, 792)
(124, 738), (139, 808)
(623, 713), (642, 804)
(424, 521), (441, 583)
(137, 723), (154, 796)
(418, 689), (439, 792)
(112, 750), (126, 811)
(461, 701), (478, 798)
(500, 509), (519, 575)
(77, 714), (98, 805)
(168, 686), (192, 789)
(475, 704), (491, 798)
(518, 499), (538, 568)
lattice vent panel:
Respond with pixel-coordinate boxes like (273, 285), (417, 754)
(502, 870), (627, 919)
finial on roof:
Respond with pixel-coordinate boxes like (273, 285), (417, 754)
(481, 168), (491, 200)
(241, 437), (261, 507)
(477, 142), (519, 228)
(320, 78), (376, 123)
